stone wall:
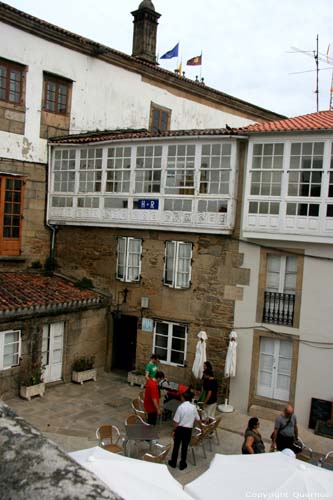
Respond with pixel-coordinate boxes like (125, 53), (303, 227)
(0, 402), (119, 500)
(55, 226), (250, 393)
(0, 306), (107, 400)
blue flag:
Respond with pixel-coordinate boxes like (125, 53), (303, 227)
(160, 43), (179, 60)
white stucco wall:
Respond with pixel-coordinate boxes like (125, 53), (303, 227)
(232, 240), (333, 426)
(0, 22), (254, 164)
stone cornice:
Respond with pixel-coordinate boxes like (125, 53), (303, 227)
(0, 2), (284, 122)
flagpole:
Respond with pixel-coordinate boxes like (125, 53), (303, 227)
(200, 50), (202, 79)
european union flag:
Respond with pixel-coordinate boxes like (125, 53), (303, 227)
(160, 43), (179, 60)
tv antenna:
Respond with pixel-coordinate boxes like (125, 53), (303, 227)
(289, 35), (333, 112)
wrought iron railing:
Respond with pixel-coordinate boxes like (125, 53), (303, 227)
(263, 291), (295, 326)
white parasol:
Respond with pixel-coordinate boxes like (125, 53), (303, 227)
(192, 330), (208, 379)
(218, 330), (237, 413)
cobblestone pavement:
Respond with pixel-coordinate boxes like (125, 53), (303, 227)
(5, 370), (333, 486)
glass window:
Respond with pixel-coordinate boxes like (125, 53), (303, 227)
(165, 144), (195, 195)
(164, 241), (192, 289)
(43, 75), (71, 114)
(0, 175), (24, 256)
(135, 145), (162, 193)
(79, 148), (103, 193)
(0, 330), (21, 370)
(150, 104), (171, 133)
(153, 321), (187, 366)
(106, 147), (131, 193)
(53, 149), (76, 193)
(250, 143), (284, 197)
(116, 237), (142, 282)
(288, 142), (324, 197)
(0, 59), (24, 104)
(200, 143), (231, 195)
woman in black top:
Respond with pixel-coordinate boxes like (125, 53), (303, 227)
(242, 417), (265, 454)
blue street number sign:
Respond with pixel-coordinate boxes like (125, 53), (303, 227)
(137, 199), (159, 210)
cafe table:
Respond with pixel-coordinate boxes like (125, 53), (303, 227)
(123, 423), (160, 457)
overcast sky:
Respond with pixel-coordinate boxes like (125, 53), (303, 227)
(5, 0), (333, 118)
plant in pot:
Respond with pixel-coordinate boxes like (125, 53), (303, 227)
(18, 360), (45, 401)
(72, 355), (96, 384)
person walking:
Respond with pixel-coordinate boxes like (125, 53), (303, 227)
(241, 417), (265, 454)
(271, 404), (299, 452)
(144, 371), (164, 425)
(145, 353), (160, 380)
(168, 390), (203, 471)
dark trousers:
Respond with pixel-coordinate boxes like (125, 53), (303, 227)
(147, 412), (157, 425)
(276, 433), (294, 451)
(170, 427), (192, 466)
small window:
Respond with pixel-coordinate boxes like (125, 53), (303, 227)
(164, 241), (192, 289)
(0, 175), (24, 256)
(0, 59), (25, 105)
(116, 237), (142, 282)
(153, 321), (187, 366)
(150, 103), (171, 133)
(43, 75), (71, 114)
(0, 330), (21, 370)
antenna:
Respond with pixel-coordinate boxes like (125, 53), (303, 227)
(330, 71), (333, 110)
(289, 35), (333, 112)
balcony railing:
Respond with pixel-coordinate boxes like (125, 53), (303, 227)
(263, 291), (295, 326)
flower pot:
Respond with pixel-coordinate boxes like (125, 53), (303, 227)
(127, 370), (146, 388)
(20, 382), (45, 401)
(72, 368), (97, 384)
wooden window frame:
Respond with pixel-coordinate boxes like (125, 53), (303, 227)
(149, 102), (171, 133)
(256, 248), (304, 328)
(116, 236), (142, 282)
(0, 175), (24, 256)
(43, 74), (72, 115)
(0, 58), (25, 106)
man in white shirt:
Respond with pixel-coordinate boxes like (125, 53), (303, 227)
(168, 390), (203, 470)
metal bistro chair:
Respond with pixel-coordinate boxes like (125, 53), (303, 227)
(143, 442), (172, 464)
(96, 424), (123, 454)
(131, 398), (148, 422)
(202, 415), (222, 451)
(125, 414), (148, 426)
(189, 427), (207, 466)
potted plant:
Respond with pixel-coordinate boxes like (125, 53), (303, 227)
(127, 369), (146, 388)
(19, 361), (45, 401)
(72, 355), (96, 384)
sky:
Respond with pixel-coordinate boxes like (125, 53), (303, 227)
(4, 0), (333, 118)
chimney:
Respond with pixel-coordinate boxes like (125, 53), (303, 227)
(131, 0), (161, 64)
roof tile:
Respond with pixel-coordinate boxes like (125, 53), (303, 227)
(0, 272), (103, 314)
(240, 110), (333, 133)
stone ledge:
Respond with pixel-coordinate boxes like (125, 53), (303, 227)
(249, 404), (281, 422)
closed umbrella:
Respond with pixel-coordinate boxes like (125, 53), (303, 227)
(218, 330), (237, 413)
(192, 330), (208, 379)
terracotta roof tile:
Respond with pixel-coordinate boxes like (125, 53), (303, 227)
(239, 110), (333, 133)
(49, 127), (240, 144)
(0, 272), (103, 315)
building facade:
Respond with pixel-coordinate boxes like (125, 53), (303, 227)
(0, 1), (290, 401)
(231, 111), (333, 425)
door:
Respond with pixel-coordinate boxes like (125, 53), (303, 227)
(112, 314), (137, 371)
(257, 337), (292, 401)
(42, 322), (64, 382)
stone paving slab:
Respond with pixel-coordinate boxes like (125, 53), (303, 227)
(5, 370), (333, 486)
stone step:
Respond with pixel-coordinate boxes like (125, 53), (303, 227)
(248, 404), (281, 422)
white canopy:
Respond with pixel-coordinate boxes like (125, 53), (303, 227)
(69, 446), (192, 500)
(184, 452), (333, 500)
(192, 330), (208, 379)
(224, 330), (237, 378)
